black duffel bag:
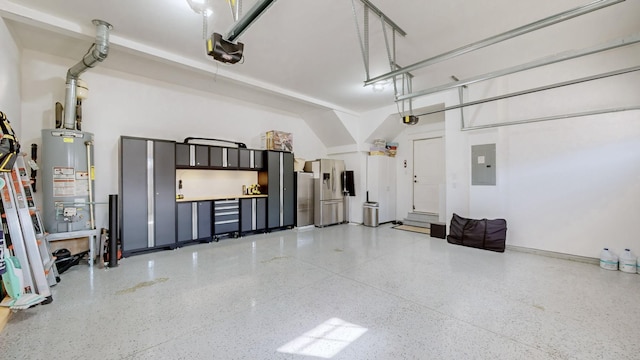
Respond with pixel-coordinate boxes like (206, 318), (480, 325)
(447, 213), (507, 252)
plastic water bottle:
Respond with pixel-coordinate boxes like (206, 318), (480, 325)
(618, 249), (636, 273)
(599, 248), (618, 271)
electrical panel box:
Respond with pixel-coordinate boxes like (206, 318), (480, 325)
(471, 144), (496, 186)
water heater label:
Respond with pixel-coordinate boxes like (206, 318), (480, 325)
(75, 171), (89, 196)
(63, 137), (74, 143)
(52, 167), (76, 197)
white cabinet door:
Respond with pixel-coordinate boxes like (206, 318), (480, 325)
(367, 156), (397, 223)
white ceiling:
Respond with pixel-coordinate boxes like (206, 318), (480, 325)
(1, 0), (638, 116)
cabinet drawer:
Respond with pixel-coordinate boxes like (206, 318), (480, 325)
(214, 221), (239, 234)
(214, 213), (239, 223)
(214, 206), (238, 213)
(215, 200), (239, 208)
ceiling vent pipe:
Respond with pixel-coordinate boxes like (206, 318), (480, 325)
(62, 19), (112, 130)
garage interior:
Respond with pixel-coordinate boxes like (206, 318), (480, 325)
(0, 0), (639, 358)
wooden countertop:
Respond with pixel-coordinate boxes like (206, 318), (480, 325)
(176, 194), (268, 202)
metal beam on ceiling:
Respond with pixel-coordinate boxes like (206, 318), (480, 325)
(364, 0), (625, 86)
(351, 0), (407, 82)
(359, 0), (407, 36)
(462, 106), (640, 131)
(413, 65), (640, 117)
(395, 33), (640, 102)
(225, 0), (277, 42)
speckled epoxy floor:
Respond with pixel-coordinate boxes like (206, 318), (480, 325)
(2, 224), (639, 359)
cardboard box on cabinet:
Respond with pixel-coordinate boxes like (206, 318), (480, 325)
(265, 130), (293, 152)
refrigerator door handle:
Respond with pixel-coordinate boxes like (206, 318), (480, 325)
(332, 165), (336, 193)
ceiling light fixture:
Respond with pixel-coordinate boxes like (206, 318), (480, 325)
(186, 0), (213, 15)
(371, 79), (392, 92)
(186, 0), (214, 38)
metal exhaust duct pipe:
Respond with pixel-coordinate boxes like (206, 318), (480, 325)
(63, 19), (112, 130)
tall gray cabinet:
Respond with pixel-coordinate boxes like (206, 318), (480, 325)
(259, 151), (294, 230)
(120, 137), (176, 255)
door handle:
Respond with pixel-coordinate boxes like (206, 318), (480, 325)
(332, 166), (336, 191)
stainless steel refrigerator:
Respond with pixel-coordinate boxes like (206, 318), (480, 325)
(296, 172), (314, 227)
(304, 159), (345, 227)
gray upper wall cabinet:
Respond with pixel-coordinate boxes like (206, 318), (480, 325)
(176, 143), (252, 170)
(175, 143), (211, 168)
(194, 145), (209, 167)
(175, 143), (190, 167)
(176, 143), (264, 170)
(227, 148), (239, 168)
(239, 149), (265, 170)
(210, 146), (238, 169)
(209, 146), (223, 167)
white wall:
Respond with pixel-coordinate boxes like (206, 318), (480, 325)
(444, 70), (640, 258)
(0, 17), (21, 132)
(361, 65), (639, 260)
(498, 115), (640, 257)
(20, 50), (327, 231)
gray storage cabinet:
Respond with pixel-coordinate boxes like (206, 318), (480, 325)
(213, 199), (239, 238)
(209, 147), (223, 168)
(175, 143), (190, 167)
(176, 201), (213, 243)
(254, 150), (264, 170)
(239, 149), (265, 170)
(197, 201), (213, 241)
(120, 137), (176, 255)
(175, 143), (210, 168)
(176, 202), (193, 243)
(210, 146), (239, 169)
(194, 145), (209, 167)
(239, 149), (251, 169)
(256, 197), (267, 230)
(240, 197), (267, 234)
(260, 151), (295, 230)
(227, 148), (239, 168)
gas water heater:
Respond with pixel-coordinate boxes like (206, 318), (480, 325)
(40, 19), (111, 234)
(41, 130), (95, 233)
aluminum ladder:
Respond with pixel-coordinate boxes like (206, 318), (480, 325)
(0, 154), (57, 303)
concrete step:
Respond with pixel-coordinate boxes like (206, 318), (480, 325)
(403, 219), (431, 228)
(401, 212), (447, 239)
(404, 212), (440, 224)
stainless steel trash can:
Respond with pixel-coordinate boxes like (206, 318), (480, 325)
(363, 202), (379, 227)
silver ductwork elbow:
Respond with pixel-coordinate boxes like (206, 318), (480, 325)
(63, 19), (112, 130)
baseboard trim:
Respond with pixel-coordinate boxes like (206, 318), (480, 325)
(506, 245), (599, 265)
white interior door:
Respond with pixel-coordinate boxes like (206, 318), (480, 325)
(413, 137), (444, 214)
